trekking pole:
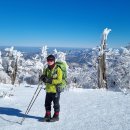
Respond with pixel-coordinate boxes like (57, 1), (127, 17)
(20, 81), (43, 124)
(23, 81), (42, 114)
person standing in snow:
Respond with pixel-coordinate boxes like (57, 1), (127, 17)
(39, 55), (63, 122)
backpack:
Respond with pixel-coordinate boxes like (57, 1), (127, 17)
(55, 61), (67, 92)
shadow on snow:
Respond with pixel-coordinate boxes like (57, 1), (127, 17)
(0, 107), (42, 124)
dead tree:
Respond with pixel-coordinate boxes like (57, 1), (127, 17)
(98, 28), (111, 89)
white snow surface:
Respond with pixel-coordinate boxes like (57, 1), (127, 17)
(0, 84), (130, 130)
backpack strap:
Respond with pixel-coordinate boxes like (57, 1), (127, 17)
(52, 65), (59, 77)
(43, 67), (48, 77)
(45, 66), (59, 78)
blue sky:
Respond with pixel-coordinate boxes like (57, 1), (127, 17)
(0, 0), (130, 48)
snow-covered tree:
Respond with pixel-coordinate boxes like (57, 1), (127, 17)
(0, 51), (3, 71)
(0, 51), (11, 83)
(41, 45), (48, 64)
(3, 47), (23, 85)
(106, 47), (130, 92)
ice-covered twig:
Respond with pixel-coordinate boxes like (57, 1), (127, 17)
(100, 28), (111, 56)
(102, 28), (111, 41)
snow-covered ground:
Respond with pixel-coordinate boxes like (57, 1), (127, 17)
(0, 84), (130, 130)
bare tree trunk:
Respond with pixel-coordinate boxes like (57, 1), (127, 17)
(98, 52), (108, 88)
(98, 28), (111, 89)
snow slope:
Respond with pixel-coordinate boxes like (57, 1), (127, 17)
(0, 84), (130, 130)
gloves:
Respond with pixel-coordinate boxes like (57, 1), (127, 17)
(39, 75), (46, 81)
(39, 75), (52, 84)
(43, 77), (53, 84)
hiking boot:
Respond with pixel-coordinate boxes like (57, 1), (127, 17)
(50, 112), (59, 122)
(39, 111), (51, 122)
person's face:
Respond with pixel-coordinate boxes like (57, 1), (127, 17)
(47, 59), (55, 66)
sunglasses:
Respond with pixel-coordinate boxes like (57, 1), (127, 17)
(47, 59), (54, 62)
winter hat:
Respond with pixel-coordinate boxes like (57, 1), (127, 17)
(47, 54), (55, 61)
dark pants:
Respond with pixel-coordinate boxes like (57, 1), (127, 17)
(45, 93), (60, 112)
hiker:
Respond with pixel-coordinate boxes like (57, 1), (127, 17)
(39, 54), (65, 122)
